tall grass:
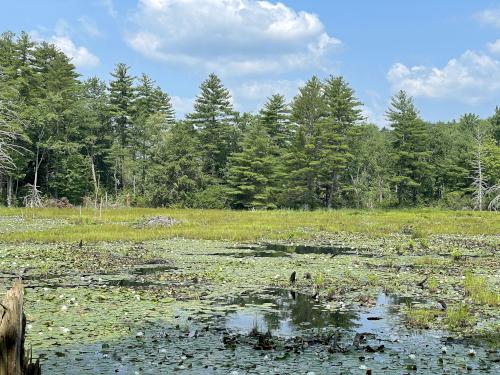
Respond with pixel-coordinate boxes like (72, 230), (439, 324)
(0, 207), (498, 243)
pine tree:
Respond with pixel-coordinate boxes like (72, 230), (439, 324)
(147, 121), (204, 206)
(386, 90), (432, 205)
(318, 76), (363, 208)
(132, 74), (175, 195)
(228, 120), (278, 209)
(109, 63), (135, 148)
(260, 94), (291, 149)
(428, 121), (470, 204)
(27, 41), (83, 202)
(187, 73), (236, 181)
(108, 63), (135, 193)
(285, 76), (325, 209)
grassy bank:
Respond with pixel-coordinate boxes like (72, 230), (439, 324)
(0, 207), (498, 243)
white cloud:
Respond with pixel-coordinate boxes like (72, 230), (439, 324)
(487, 39), (500, 54)
(126, 0), (341, 76)
(387, 50), (500, 104)
(78, 16), (104, 38)
(360, 90), (388, 127)
(475, 7), (500, 28)
(51, 36), (100, 68)
(31, 23), (100, 69)
(235, 79), (302, 101)
(231, 79), (302, 113)
(171, 96), (195, 118)
(99, 0), (117, 18)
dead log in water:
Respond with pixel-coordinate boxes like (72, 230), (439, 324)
(0, 280), (41, 375)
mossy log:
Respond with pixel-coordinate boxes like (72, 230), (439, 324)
(0, 280), (40, 375)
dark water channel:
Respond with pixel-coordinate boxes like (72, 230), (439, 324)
(222, 243), (370, 258)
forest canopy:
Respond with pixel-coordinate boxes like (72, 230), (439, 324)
(0, 31), (499, 210)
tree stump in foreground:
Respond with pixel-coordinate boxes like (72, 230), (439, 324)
(0, 280), (41, 375)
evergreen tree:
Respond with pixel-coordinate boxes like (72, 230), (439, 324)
(285, 76), (325, 208)
(318, 76), (363, 207)
(29, 41), (84, 201)
(428, 121), (471, 205)
(386, 90), (432, 205)
(187, 73), (236, 181)
(132, 74), (175, 195)
(147, 121), (204, 206)
(228, 120), (278, 209)
(109, 63), (135, 148)
(260, 94), (291, 149)
(108, 63), (135, 193)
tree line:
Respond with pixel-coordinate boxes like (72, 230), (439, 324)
(0, 32), (499, 210)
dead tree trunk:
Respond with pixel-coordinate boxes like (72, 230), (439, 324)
(0, 280), (41, 375)
(6, 176), (13, 207)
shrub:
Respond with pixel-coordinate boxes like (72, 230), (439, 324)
(192, 185), (232, 209)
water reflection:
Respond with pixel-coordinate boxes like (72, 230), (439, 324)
(224, 289), (416, 337)
(225, 289), (357, 336)
(230, 243), (369, 257)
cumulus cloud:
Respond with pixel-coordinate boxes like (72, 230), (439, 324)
(387, 50), (500, 104)
(235, 79), (302, 101)
(51, 36), (100, 68)
(487, 39), (500, 54)
(126, 0), (340, 75)
(78, 16), (104, 38)
(31, 25), (100, 69)
(475, 7), (500, 28)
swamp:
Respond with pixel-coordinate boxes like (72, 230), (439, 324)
(0, 208), (498, 374)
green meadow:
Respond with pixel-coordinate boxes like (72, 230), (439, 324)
(0, 207), (498, 243)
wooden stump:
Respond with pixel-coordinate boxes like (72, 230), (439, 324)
(0, 280), (41, 375)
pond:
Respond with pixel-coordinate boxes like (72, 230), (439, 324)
(36, 288), (499, 374)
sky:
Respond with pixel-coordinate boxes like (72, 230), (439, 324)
(1, 0), (500, 125)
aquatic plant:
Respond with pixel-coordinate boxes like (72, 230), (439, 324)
(446, 304), (476, 330)
(404, 307), (442, 329)
(464, 273), (500, 306)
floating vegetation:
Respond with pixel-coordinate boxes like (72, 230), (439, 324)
(0, 210), (498, 373)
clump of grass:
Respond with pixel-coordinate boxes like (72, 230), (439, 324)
(446, 304), (475, 330)
(414, 256), (449, 266)
(427, 276), (439, 292)
(464, 273), (500, 306)
(405, 307), (442, 329)
(406, 240), (416, 251)
(400, 224), (427, 239)
(314, 273), (326, 289)
(450, 247), (464, 261)
(367, 274), (379, 286)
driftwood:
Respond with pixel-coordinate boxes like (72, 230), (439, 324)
(0, 280), (41, 375)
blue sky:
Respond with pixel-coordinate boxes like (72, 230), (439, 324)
(2, 0), (500, 125)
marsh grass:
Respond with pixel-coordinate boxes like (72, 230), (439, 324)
(464, 273), (500, 306)
(446, 304), (476, 330)
(414, 256), (450, 267)
(427, 276), (439, 292)
(450, 248), (464, 261)
(405, 307), (442, 329)
(0, 207), (498, 243)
